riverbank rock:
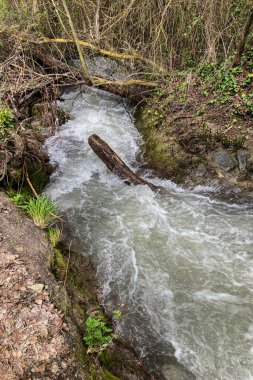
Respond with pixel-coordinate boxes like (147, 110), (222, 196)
(211, 151), (237, 172)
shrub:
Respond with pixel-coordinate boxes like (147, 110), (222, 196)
(83, 317), (112, 350)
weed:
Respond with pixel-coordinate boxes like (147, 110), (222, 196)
(10, 193), (25, 206)
(24, 195), (57, 229)
(221, 136), (231, 148)
(196, 125), (245, 150)
(112, 310), (121, 319)
(48, 226), (61, 247)
(83, 317), (112, 351)
(0, 106), (16, 141)
(196, 124), (211, 140)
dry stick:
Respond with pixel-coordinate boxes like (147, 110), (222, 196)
(153, 0), (173, 48)
(94, 0), (100, 41)
(233, 7), (253, 66)
(25, 171), (39, 198)
(61, 0), (93, 84)
(50, 0), (68, 35)
(39, 37), (167, 74)
(92, 77), (158, 87)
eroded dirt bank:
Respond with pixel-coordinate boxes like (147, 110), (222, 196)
(0, 192), (86, 379)
(0, 191), (160, 380)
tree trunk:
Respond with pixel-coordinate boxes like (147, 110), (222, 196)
(233, 7), (253, 66)
(88, 134), (162, 192)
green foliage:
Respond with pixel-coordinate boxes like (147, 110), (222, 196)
(83, 317), (112, 350)
(196, 125), (245, 150)
(0, 0), (8, 22)
(196, 49), (253, 118)
(10, 193), (25, 206)
(48, 226), (61, 247)
(0, 106), (15, 141)
(24, 195), (57, 229)
(103, 369), (121, 380)
(112, 310), (121, 319)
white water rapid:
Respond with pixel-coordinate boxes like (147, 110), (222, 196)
(45, 86), (253, 380)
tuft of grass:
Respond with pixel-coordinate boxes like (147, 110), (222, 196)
(24, 195), (57, 229)
(48, 226), (61, 247)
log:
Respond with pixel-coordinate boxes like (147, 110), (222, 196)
(88, 134), (161, 192)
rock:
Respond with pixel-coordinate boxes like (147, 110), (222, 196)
(211, 151), (237, 172)
(247, 156), (253, 173)
(29, 283), (44, 293)
(51, 362), (60, 374)
(237, 150), (248, 171)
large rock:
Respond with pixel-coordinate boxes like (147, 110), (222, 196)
(211, 151), (237, 172)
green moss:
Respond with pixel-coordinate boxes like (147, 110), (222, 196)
(52, 248), (67, 280)
(103, 369), (121, 380)
(99, 350), (116, 368)
(51, 285), (71, 314)
(67, 269), (95, 302)
(136, 106), (188, 182)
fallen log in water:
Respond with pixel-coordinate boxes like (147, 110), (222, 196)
(88, 134), (161, 192)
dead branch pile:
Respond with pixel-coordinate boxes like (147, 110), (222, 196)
(0, 28), (160, 117)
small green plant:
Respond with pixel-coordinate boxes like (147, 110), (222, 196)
(10, 193), (25, 206)
(48, 226), (61, 247)
(0, 106), (16, 141)
(24, 195), (57, 228)
(196, 124), (211, 140)
(83, 317), (112, 351)
(222, 136), (231, 148)
(232, 135), (246, 149)
(112, 310), (122, 319)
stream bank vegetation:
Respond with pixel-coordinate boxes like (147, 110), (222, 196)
(1, 0), (253, 193)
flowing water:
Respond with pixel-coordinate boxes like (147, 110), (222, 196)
(45, 86), (253, 380)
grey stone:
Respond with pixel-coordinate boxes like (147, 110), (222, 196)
(211, 151), (237, 172)
(237, 150), (248, 171)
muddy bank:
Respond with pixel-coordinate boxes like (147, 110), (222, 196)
(0, 192), (86, 379)
(0, 191), (155, 379)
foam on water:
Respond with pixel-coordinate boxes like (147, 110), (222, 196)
(45, 86), (253, 380)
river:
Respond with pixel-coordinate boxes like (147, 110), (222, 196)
(45, 85), (253, 380)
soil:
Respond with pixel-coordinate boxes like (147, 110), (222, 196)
(0, 192), (86, 379)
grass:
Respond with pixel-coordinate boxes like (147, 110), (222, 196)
(48, 226), (62, 247)
(24, 195), (58, 229)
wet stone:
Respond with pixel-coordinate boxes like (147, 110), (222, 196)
(237, 150), (248, 171)
(211, 151), (237, 172)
